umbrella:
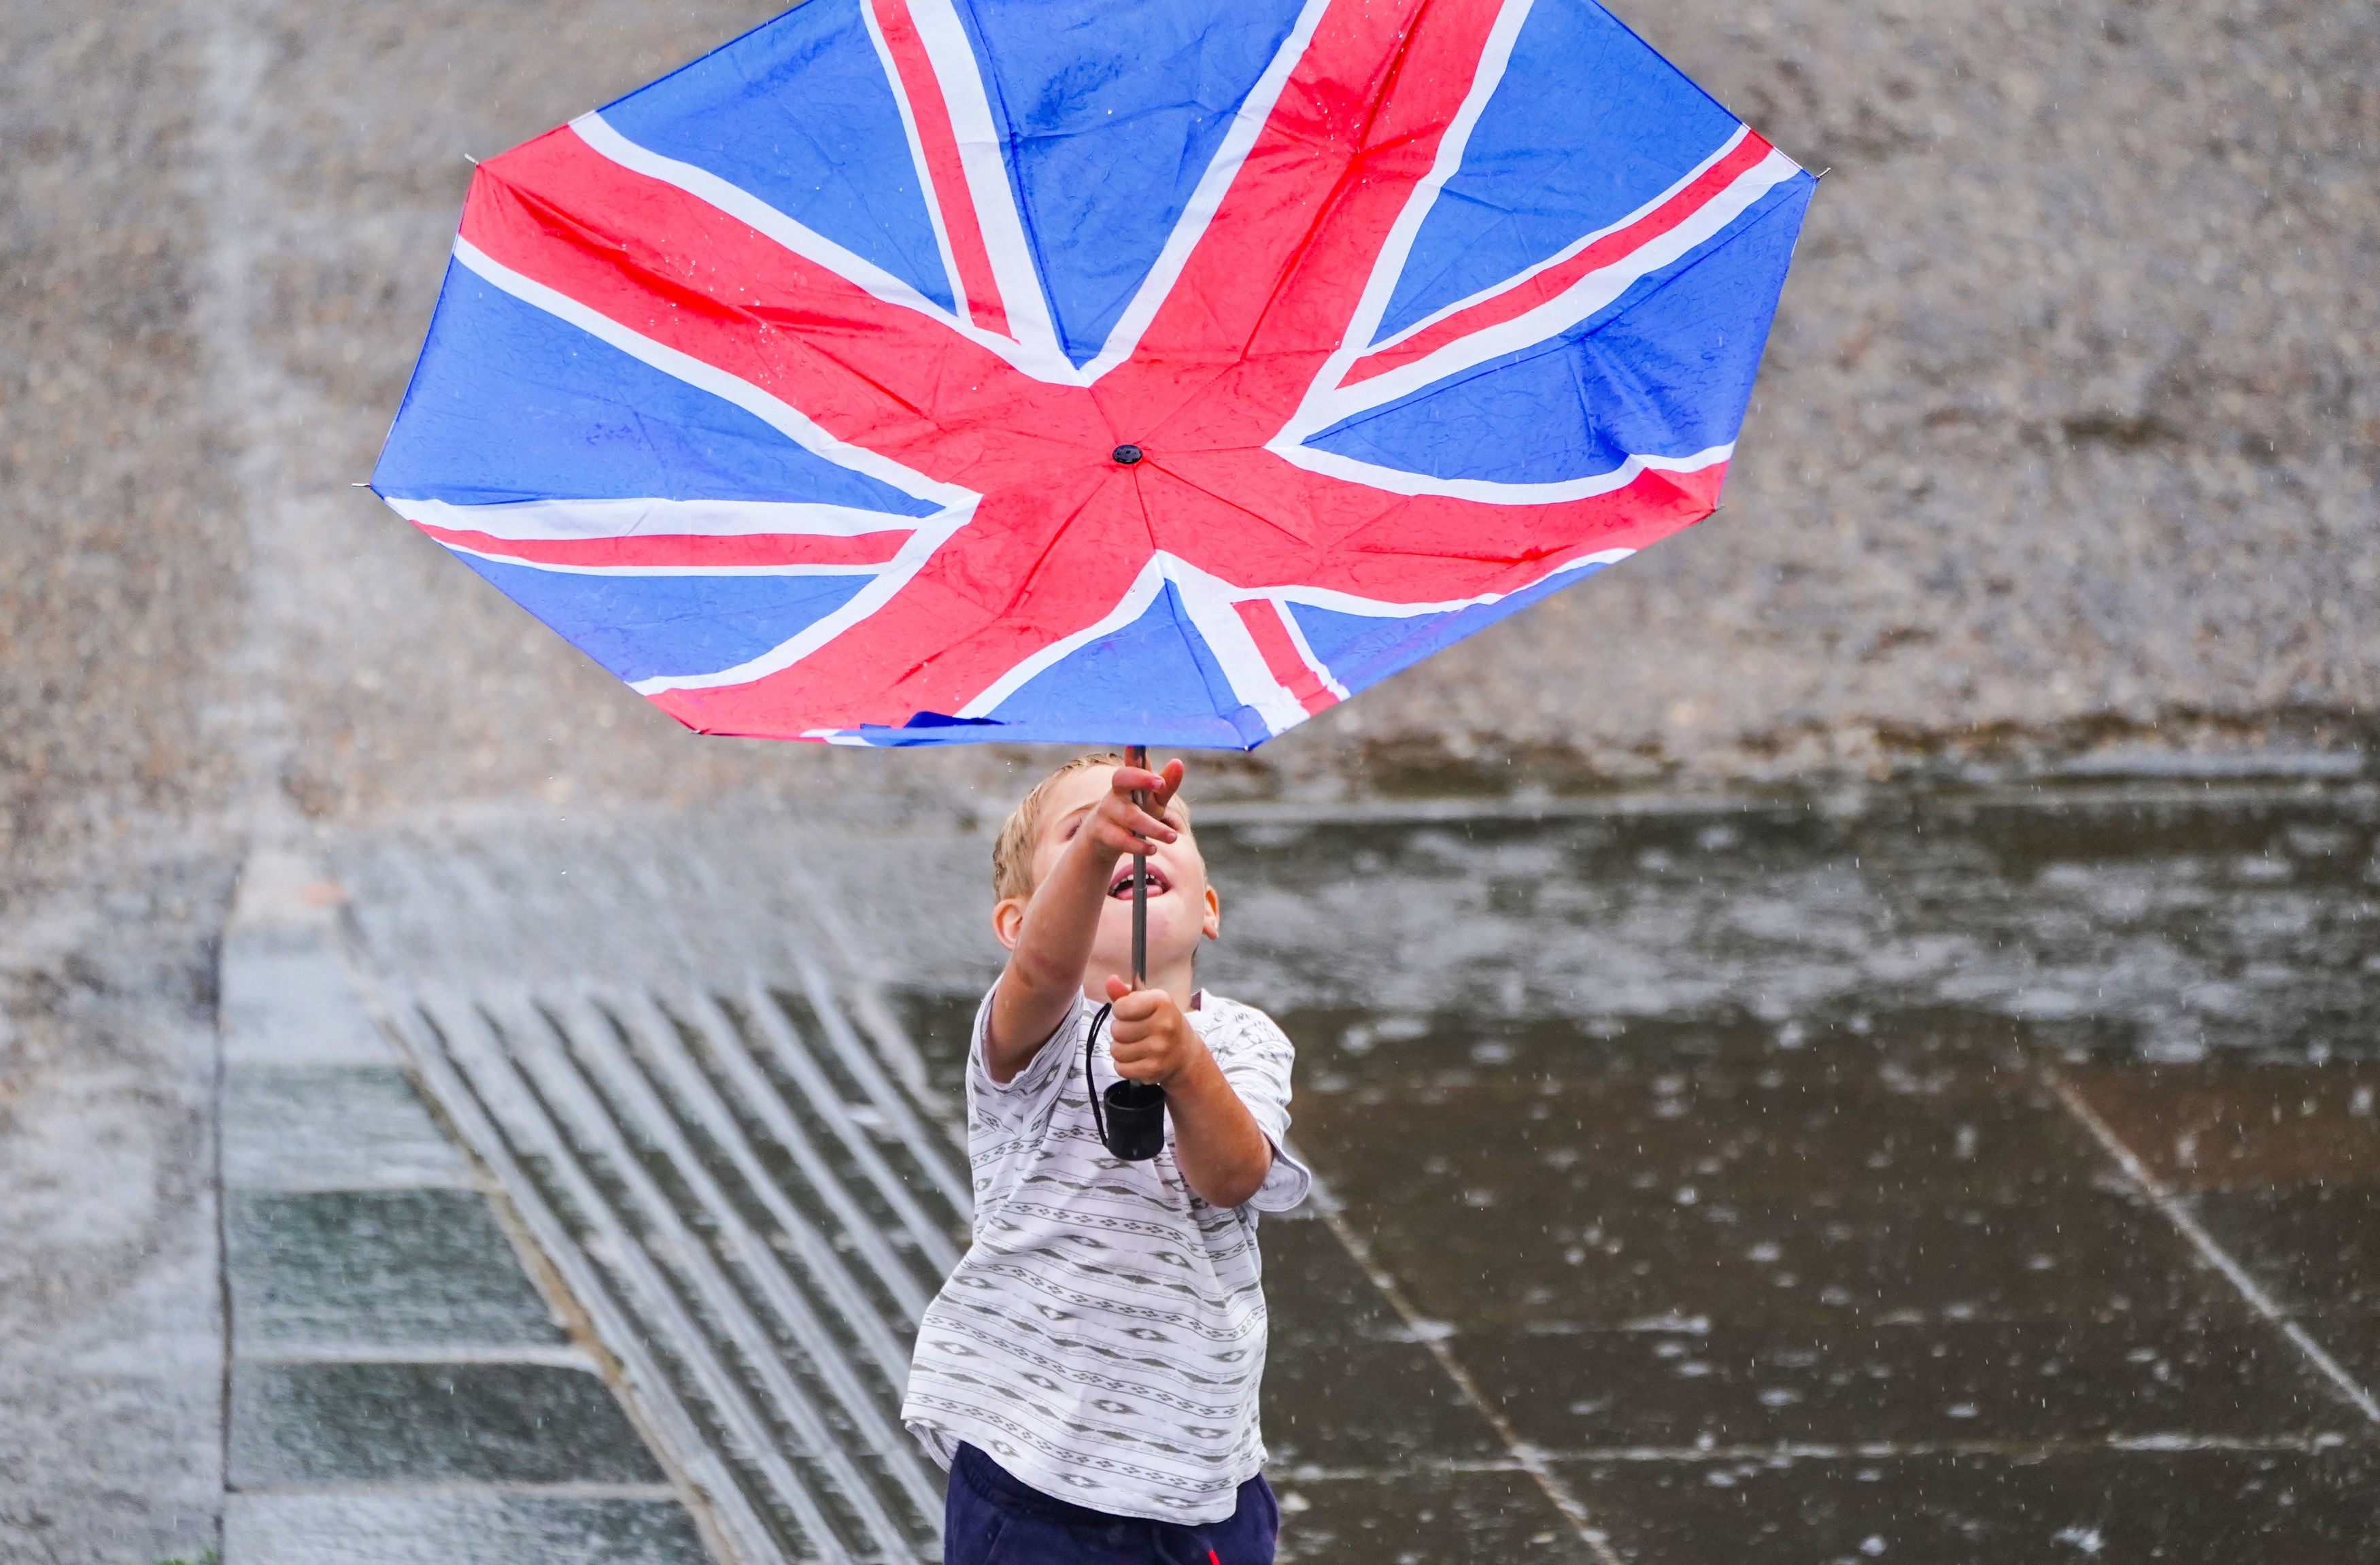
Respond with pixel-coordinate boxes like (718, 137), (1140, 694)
(370, 0), (1815, 754)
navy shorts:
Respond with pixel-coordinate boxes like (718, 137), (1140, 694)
(942, 1443), (1279, 1565)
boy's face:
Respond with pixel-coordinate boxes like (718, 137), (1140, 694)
(1003, 764), (1221, 981)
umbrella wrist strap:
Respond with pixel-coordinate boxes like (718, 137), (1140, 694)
(1085, 1003), (1115, 1148)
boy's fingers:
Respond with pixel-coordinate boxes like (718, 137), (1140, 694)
(1102, 806), (1175, 847)
(1094, 815), (1175, 854)
(1104, 974), (1132, 1002)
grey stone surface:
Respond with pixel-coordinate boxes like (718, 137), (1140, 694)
(0, 860), (233, 1565)
(222, 930), (403, 1071)
(228, 1188), (568, 1353)
(230, 1362), (667, 1489)
(224, 1067), (473, 1193)
(224, 1494), (706, 1565)
(211, 856), (707, 1560)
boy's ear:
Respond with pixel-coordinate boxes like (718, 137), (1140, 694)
(1202, 884), (1222, 941)
(991, 896), (1027, 951)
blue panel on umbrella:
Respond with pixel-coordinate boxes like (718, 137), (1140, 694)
(599, 0), (954, 311)
(953, 0), (1308, 366)
(454, 555), (870, 684)
(1288, 560), (1617, 698)
(374, 260), (938, 516)
(1377, 0), (1743, 343)
(975, 582), (1268, 746)
(1307, 180), (1809, 484)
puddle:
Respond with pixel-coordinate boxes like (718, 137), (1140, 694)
(1194, 786), (2380, 1067)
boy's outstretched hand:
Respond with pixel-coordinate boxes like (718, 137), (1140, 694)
(1103, 975), (1204, 1086)
(1085, 758), (1185, 860)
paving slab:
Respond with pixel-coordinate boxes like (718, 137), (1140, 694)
(230, 1362), (666, 1489)
(1559, 1444), (2380, 1565)
(1295, 1059), (2106, 1214)
(223, 1066), (473, 1192)
(216, 856), (713, 1561)
(1262, 1213), (1509, 1473)
(1289, 1065), (2234, 1335)
(1322, 1185), (2231, 1334)
(2066, 1065), (2380, 1192)
(1270, 1468), (1599, 1565)
(222, 926), (406, 1071)
(1459, 1317), (2361, 1453)
(227, 1188), (568, 1353)
(225, 1494), (706, 1565)
(2190, 1188), (2380, 1320)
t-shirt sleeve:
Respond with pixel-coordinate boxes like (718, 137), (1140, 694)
(1205, 1002), (1313, 1213)
(966, 981), (1084, 1130)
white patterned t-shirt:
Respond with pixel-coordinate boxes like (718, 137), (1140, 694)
(901, 986), (1311, 1524)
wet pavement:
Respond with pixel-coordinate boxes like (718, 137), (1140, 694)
(218, 855), (712, 1563)
(910, 781), (2380, 1562)
(1217, 785), (2380, 1562)
(293, 779), (2380, 1563)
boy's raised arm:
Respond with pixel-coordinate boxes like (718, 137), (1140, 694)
(984, 761), (1183, 1083)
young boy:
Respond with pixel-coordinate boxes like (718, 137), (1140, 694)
(903, 753), (1310, 1564)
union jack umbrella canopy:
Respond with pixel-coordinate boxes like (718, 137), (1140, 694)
(373, 0), (1814, 747)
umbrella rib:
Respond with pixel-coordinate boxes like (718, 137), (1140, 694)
(1142, 458), (1319, 556)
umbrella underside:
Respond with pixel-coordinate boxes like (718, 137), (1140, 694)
(375, 0), (1812, 747)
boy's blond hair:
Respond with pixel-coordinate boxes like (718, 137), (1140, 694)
(992, 753), (1191, 903)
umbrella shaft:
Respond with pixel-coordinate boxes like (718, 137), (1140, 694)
(1125, 744), (1148, 986)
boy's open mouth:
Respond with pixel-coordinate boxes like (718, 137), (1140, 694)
(1108, 864), (1172, 899)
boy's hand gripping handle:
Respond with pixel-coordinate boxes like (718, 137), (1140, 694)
(1086, 1005), (1166, 1160)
